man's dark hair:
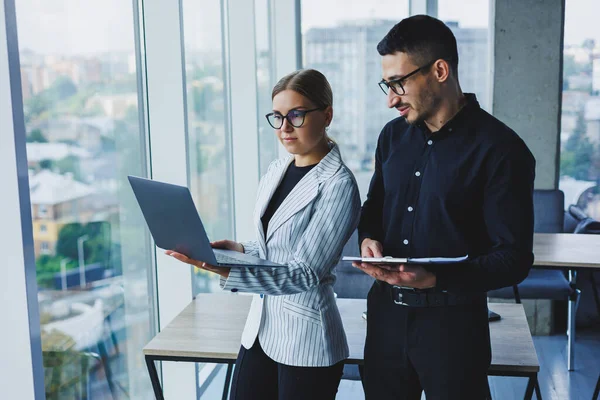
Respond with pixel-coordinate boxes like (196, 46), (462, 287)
(377, 15), (459, 75)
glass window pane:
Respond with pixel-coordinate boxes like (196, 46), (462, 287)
(438, 0), (491, 112)
(180, 0), (235, 395)
(182, 0), (234, 297)
(256, 0), (279, 174)
(300, 0), (409, 198)
(16, 0), (154, 398)
(559, 0), (600, 219)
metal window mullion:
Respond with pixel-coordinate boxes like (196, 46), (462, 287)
(141, 0), (195, 397)
(225, 0), (261, 242)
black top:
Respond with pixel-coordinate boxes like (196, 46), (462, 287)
(358, 94), (536, 294)
(262, 161), (317, 237)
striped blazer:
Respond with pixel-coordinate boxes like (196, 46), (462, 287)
(220, 144), (361, 367)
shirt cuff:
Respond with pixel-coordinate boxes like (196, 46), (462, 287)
(220, 268), (241, 292)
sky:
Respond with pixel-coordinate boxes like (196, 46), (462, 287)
(14, 0), (600, 55)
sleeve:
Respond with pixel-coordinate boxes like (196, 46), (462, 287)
(239, 240), (260, 258)
(434, 139), (536, 293)
(220, 177), (361, 295)
(357, 131), (385, 247)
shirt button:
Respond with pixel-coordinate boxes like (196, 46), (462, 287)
(448, 128), (453, 132)
(415, 171), (421, 177)
(403, 239), (409, 245)
(427, 140), (433, 145)
(408, 206), (413, 212)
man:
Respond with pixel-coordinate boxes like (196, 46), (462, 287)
(353, 15), (536, 400)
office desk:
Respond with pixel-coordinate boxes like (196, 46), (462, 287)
(144, 294), (540, 400)
(533, 233), (600, 269)
(532, 233), (600, 371)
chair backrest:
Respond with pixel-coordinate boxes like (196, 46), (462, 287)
(333, 230), (375, 299)
(533, 189), (565, 233)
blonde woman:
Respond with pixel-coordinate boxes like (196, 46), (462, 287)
(167, 69), (361, 400)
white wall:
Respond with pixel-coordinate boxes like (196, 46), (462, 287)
(0, 0), (44, 398)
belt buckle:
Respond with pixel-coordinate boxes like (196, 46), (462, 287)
(393, 286), (414, 306)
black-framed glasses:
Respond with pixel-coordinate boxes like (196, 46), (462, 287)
(378, 59), (438, 96)
(265, 108), (322, 129)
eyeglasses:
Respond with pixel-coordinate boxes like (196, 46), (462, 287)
(378, 59), (438, 96)
(265, 108), (322, 129)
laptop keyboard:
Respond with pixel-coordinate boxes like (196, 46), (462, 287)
(215, 253), (255, 266)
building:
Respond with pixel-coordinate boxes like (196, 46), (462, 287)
(303, 19), (489, 172)
(25, 142), (91, 171)
(29, 170), (96, 257)
(585, 96), (600, 144)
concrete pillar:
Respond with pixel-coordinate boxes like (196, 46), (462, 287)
(491, 0), (565, 189)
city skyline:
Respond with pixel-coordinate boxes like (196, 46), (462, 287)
(15, 0), (600, 55)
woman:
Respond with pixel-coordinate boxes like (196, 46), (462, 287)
(166, 69), (360, 400)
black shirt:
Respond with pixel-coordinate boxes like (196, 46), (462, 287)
(262, 161), (317, 237)
(358, 94), (536, 293)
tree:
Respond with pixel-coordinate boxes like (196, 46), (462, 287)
(39, 159), (53, 170)
(50, 76), (78, 101)
(54, 156), (83, 181)
(56, 223), (87, 261)
(27, 128), (48, 143)
(35, 255), (76, 288)
(55, 222), (111, 265)
(561, 111), (600, 181)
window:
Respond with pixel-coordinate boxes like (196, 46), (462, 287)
(559, 0), (600, 219)
(38, 205), (48, 218)
(255, 0), (279, 175)
(300, 0), (409, 198)
(16, 0), (154, 398)
(437, 0), (491, 111)
(182, 0), (235, 297)
(180, 0), (236, 394)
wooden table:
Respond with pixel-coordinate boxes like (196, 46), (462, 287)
(144, 294), (540, 400)
(532, 233), (600, 371)
(533, 233), (600, 269)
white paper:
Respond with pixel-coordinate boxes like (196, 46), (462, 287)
(342, 255), (468, 264)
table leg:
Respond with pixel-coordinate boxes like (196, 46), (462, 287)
(592, 374), (600, 400)
(523, 374), (536, 400)
(145, 356), (164, 400)
(222, 363), (234, 400)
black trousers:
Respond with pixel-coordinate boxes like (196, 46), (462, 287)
(363, 282), (492, 400)
(229, 339), (344, 400)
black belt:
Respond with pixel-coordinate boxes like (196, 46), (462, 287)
(391, 285), (484, 307)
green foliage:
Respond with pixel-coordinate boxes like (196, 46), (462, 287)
(54, 156), (82, 181)
(36, 255), (76, 288)
(24, 76), (78, 121)
(561, 112), (600, 181)
(27, 128), (48, 143)
(37, 156), (83, 181)
(37, 222), (112, 287)
(39, 159), (53, 170)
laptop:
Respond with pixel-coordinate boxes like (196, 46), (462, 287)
(127, 175), (285, 268)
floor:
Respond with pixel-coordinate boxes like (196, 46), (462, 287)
(335, 329), (600, 400)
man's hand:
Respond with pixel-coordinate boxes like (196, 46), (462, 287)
(360, 238), (384, 258)
(353, 262), (436, 289)
(353, 238), (436, 289)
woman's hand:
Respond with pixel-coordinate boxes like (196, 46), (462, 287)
(165, 250), (231, 279)
(211, 240), (244, 253)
